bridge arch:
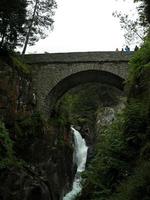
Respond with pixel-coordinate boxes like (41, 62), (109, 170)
(26, 51), (131, 118)
(45, 69), (125, 117)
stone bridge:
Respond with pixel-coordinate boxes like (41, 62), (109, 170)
(24, 51), (133, 117)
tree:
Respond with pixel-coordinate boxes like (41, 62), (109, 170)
(113, 0), (150, 46)
(112, 11), (147, 45)
(21, 0), (57, 55)
(134, 0), (150, 25)
(0, 0), (27, 51)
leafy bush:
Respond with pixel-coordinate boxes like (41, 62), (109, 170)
(109, 161), (150, 200)
(123, 100), (148, 151)
(129, 38), (150, 75)
(127, 38), (150, 96)
(0, 51), (31, 75)
(10, 55), (31, 75)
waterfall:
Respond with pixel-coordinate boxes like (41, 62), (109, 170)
(63, 126), (88, 200)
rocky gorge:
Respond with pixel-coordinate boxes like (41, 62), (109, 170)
(0, 51), (125, 200)
(0, 37), (150, 200)
(0, 53), (76, 200)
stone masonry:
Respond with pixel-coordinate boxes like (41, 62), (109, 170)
(24, 51), (133, 118)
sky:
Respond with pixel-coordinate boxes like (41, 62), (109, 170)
(27, 0), (139, 54)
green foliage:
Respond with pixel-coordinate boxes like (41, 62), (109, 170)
(128, 38), (150, 76)
(79, 100), (150, 199)
(57, 83), (120, 130)
(113, 0), (150, 46)
(0, 51), (31, 75)
(140, 142), (150, 160)
(78, 37), (150, 200)
(13, 112), (46, 162)
(0, 121), (15, 168)
(22, 0), (57, 54)
(80, 114), (129, 200)
(134, 0), (150, 25)
(112, 11), (146, 45)
(126, 37), (150, 97)
(56, 84), (97, 131)
(0, 0), (27, 50)
(0, 0), (57, 53)
(124, 100), (148, 149)
(15, 112), (44, 137)
(109, 161), (150, 200)
(10, 55), (31, 75)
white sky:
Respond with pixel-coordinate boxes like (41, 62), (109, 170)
(27, 0), (139, 54)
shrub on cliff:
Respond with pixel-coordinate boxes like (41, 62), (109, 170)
(127, 37), (150, 99)
(0, 51), (31, 75)
(109, 161), (150, 200)
(12, 112), (49, 162)
(0, 121), (15, 168)
(14, 112), (44, 137)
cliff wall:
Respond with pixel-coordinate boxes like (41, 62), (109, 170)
(0, 54), (75, 200)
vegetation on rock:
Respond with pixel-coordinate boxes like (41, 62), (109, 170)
(0, 51), (31, 75)
(77, 35), (150, 200)
(57, 83), (122, 134)
(0, 121), (15, 168)
(0, 0), (150, 199)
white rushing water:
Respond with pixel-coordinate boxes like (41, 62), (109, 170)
(63, 126), (88, 200)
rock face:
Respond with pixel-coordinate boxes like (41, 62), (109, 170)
(0, 167), (51, 200)
(0, 57), (34, 123)
(26, 127), (75, 200)
(0, 133), (75, 200)
(0, 55), (75, 200)
(96, 98), (126, 133)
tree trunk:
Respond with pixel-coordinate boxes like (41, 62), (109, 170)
(22, 0), (38, 55)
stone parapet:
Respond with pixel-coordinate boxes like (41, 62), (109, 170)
(24, 51), (133, 64)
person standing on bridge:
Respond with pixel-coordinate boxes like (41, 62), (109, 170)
(125, 45), (130, 53)
(134, 45), (139, 51)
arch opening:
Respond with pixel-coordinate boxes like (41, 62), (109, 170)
(45, 70), (125, 117)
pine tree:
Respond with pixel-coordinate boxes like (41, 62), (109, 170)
(0, 0), (27, 50)
(21, 0), (57, 55)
